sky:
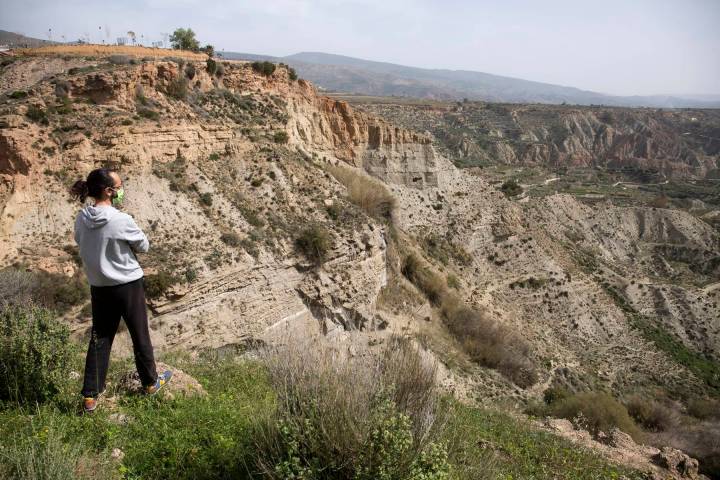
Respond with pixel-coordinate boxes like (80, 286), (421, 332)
(1, 0), (719, 96)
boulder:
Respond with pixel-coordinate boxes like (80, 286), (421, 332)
(601, 428), (636, 450)
(653, 446), (700, 479)
(115, 361), (206, 399)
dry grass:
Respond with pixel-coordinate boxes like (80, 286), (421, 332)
(16, 45), (207, 60)
(550, 392), (643, 441)
(401, 252), (446, 306)
(624, 395), (677, 432)
(650, 418), (720, 478)
(0, 416), (120, 480)
(686, 397), (720, 420)
(399, 249), (537, 387)
(295, 224), (333, 264)
(440, 297), (537, 388)
(327, 165), (396, 221)
(0, 268), (87, 313)
(255, 336), (447, 478)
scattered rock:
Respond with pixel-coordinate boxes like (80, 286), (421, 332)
(108, 413), (132, 425)
(545, 417), (574, 432)
(653, 447), (700, 479)
(115, 361), (206, 399)
(0, 115), (25, 129)
(601, 428), (636, 450)
(110, 448), (125, 461)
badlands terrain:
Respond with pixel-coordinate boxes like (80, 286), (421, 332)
(1, 49), (719, 478)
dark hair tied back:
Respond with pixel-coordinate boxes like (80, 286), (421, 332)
(70, 180), (89, 202)
(70, 168), (116, 203)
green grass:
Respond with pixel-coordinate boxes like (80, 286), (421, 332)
(0, 357), (274, 480)
(630, 316), (720, 395)
(445, 401), (644, 480)
(604, 285), (720, 397)
(0, 353), (645, 480)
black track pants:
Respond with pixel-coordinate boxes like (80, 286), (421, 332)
(81, 277), (157, 397)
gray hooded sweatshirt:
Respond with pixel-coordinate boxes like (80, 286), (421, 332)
(74, 205), (149, 287)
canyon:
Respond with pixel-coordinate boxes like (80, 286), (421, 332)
(1, 52), (719, 478)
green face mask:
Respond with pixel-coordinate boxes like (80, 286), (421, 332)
(112, 187), (125, 206)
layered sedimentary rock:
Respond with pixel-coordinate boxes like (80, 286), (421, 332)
(357, 102), (720, 179)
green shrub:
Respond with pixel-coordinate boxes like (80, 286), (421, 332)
(52, 97), (72, 115)
(550, 392), (642, 440)
(220, 232), (241, 247)
(0, 304), (72, 404)
(183, 267), (198, 283)
(500, 179), (523, 197)
(137, 107), (159, 120)
(206, 58), (217, 75)
(401, 253), (446, 306)
(169, 27), (200, 52)
(327, 165), (396, 221)
(143, 271), (178, 299)
(199, 192), (213, 206)
(272, 130), (289, 144)
(121, 118), (133, 126)
(0, 268), (88, 313)
(9, 90), (27, 99)
(184, 63), (196, 80)
(326, 203), (341, 220)
(421, 234), (472, 266)
(295, 225), (333, 264)
(251, 61), (276, 76)
(166, 76), (189, 100)
(287, 67), (298, 81)
(250, 177), (263, 187)
(26, 105), (47, 122)
(239, 205), (265, 228)
(152, 154), (189, 191)
(204, 248), (223, 270)
(543, 386), (571, 405)
(55, 80), (72, 99)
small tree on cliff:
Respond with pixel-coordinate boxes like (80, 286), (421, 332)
(169, 28), (200, 52)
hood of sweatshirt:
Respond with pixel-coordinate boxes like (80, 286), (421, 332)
(80, 205), (117, 229)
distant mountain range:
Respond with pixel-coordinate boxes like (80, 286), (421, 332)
(1, 27), (716, 109)
(0, 30), (56, 48)
(221, 51), (720, 109)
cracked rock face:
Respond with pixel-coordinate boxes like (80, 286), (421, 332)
(1, 55), (718, 405)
